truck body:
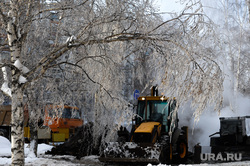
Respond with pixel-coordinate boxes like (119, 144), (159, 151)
(43, 104), (83, 141)
(210, 116), (250, 156)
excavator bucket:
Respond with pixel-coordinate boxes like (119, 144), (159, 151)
(99, 142), (162, 163)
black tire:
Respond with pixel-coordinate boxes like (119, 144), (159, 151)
(177, 141), (188, 162)
(159, 143), (172, 164)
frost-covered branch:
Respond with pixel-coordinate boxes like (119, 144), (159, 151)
(47, 60), (116, 100)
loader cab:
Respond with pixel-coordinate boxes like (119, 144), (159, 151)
(136, 96), (176, 133)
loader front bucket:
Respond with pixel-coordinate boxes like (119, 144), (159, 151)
(99, 142), (161, 164)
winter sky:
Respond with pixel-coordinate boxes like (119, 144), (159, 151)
(155, 0), (219, 21)
(155, 0), (184, 13)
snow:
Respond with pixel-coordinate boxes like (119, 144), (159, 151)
(66, 35), (76, 46)
(18, 75), (27, 84)
(1, 67), (11, 97)
(0, 136), (11, 157)
(0, 136), (101, 165)
(1, 82), (12, 97)
(0, 136), (54, 158)
(14, 59), (30, 74)
(13, 59), (29, 84)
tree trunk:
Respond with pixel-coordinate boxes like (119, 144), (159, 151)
(29, 120), (38, 157)
(7, 2), (25, 164)
(10, 47), (25, 165)
(11, 87), (25, 166)
(28, 98), (39, 157)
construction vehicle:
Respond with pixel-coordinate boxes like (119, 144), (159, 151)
(0, 104), (83, 143)
(42, 104), (83, 142)
(99, 86), (188, 164)
(210, 116), (250, 156)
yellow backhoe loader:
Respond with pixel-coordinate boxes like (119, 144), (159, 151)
(99, 86), (188, 164)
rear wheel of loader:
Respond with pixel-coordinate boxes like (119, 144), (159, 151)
(159, 143), (172, 164)
(177, 141), (188, 162)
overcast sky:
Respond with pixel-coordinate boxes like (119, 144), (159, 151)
(155, 0), (183, 12)
(154, 0), (185, 20)
(155, 0), (217, 13)
(155, 0), (184, 13)
(155, 0), (220, 22)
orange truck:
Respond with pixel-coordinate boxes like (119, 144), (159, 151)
(0, 104), (83, 143)
(42, 104), (83, 142)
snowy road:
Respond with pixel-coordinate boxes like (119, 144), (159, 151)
(0, 155), (104, 166)
(1, 136), (250, 166)
(2, 154), (250, 166)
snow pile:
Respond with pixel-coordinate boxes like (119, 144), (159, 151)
(144, 145), (161, 159)
(104, 142), (160, 159)
(24, 143), (53, 158)
(25, 143), (53, 157)
(0, 136), (11, 156)
(81, 155), (100, 163)
(37, 143), (53, 155)
(0, 136), (53, 158)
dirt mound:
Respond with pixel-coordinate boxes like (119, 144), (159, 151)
(46, 122), (101, 159)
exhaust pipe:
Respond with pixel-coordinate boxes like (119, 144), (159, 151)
(151, 86), (158, 96)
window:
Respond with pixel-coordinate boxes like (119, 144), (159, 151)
(62, 108), (72, 118)
(137, 101), (146, 124)
(147, 100), (168, 122)
(71, 109), (81, 119)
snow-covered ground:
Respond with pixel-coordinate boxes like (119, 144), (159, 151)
(1, 136), (250, 166)
(0, 136), (101, 166)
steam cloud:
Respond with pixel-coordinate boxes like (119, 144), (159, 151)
(178, 60), (250, 152)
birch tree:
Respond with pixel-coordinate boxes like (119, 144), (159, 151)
(0, 0), (225, 165)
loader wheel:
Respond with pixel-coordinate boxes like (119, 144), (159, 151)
(159, 143), (172, 164)
(177, 141), (187, 161)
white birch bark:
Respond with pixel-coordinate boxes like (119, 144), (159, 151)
(27, 90), (39, 157)
(7, 1), (25, 165)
